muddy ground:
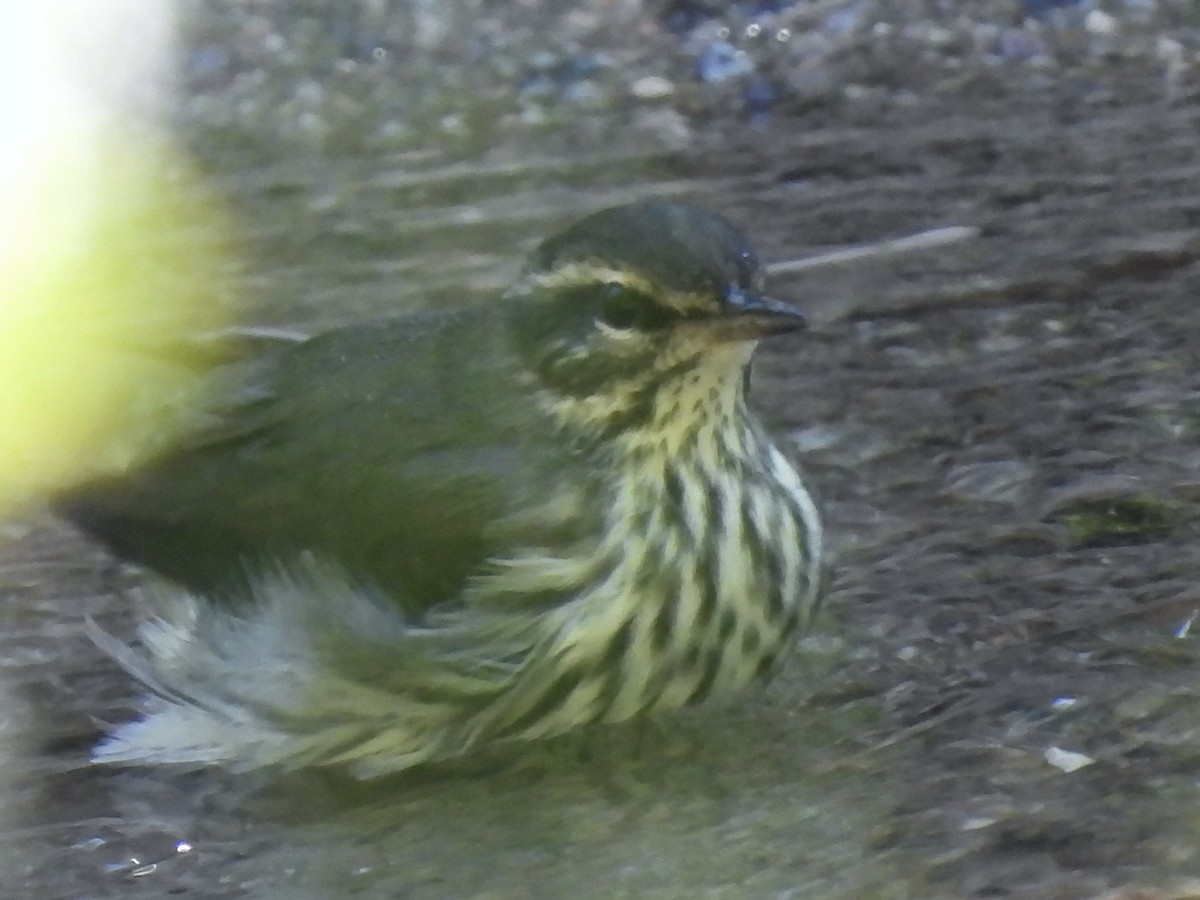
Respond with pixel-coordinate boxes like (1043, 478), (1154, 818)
(4, 2), (1200, 898)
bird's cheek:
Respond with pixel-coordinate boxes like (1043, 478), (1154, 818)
(537, 344), (631, 398)
(606, 339), (661, 369)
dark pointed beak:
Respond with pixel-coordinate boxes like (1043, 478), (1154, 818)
(722, 286), (807, 337)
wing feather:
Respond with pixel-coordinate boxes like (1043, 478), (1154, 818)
(60, 307), (598, 613)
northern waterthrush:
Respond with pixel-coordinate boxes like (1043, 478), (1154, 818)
(62, 200), (825, 777)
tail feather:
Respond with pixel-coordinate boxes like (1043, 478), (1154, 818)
(89, 559), (538, 777)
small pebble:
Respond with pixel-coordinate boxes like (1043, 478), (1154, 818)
(696, 39), (754, 83)
(630, 75), (675, 99)
(1085, 10), (1119, 36)
(1045, 746), (1096, 773)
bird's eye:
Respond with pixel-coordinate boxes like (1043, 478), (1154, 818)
(600, 285), (642, 330)
(599, 283), (672, 332)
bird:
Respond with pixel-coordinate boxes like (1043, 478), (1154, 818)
(61, 199), (826, 778)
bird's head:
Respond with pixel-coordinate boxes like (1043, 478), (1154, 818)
(506, 200), (805, 442)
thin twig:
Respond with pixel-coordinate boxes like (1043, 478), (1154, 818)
(767, 225), (980, 275)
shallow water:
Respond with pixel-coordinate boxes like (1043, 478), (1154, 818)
(6, 2), (1200, 898)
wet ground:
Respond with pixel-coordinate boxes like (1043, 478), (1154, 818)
(5, 2), (1200, 898)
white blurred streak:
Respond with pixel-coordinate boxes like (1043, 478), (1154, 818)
(61, 0), (178, 116)
(0, 0), (176, 128)
(0, 1), (177, 282)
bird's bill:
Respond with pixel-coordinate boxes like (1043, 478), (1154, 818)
(695, 287), (807, 341)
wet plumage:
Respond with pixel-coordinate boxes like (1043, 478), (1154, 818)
(62, 200), (825, 777)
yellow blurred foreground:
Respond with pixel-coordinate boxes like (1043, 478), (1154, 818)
(0, 4), (234, 516)
(0, 143), (234, 512)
